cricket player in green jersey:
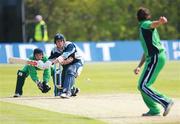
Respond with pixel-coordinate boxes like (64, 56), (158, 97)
(134, 7), (173, 116)
(13, 48), (51, 97)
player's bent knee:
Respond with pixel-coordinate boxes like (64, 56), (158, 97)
(17, 70), (27, 78)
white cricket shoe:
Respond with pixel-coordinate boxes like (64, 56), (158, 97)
(60, 93), (71, 99)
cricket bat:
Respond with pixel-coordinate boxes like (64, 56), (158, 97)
(8, 57), (37, 66)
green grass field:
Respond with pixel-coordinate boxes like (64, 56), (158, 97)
(0, 101), (104, 124)
(0, 61), (180, 124)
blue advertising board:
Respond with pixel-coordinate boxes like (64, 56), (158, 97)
(0, 40), (179, 63)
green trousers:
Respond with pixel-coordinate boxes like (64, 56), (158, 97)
(138, 51), (171, 114)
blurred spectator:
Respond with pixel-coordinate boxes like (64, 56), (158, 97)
(34, 15), (49, 42)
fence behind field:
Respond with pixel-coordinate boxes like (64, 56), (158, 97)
(0, 40), (179, 63)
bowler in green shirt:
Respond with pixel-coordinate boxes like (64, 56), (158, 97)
(134, 7), (173, 116)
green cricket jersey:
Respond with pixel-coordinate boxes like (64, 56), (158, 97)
(139, 20), (165, 57)
(21, 54), (50, 82)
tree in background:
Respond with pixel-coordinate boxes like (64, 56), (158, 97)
(25, 0), (180, 42)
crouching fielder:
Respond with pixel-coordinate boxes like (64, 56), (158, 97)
(36, 33), (84, 98)
(13, 48), (51, 97)
(134, 7), (173, 116)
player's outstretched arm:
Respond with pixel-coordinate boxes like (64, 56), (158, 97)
(52, 56), (64, 64)
(151, 16), (168, 28)
(28, 60), (52, 70)
(31, 57), (74, 70)
(52, 56), (74, 65)
(36, 60), (52, 69)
